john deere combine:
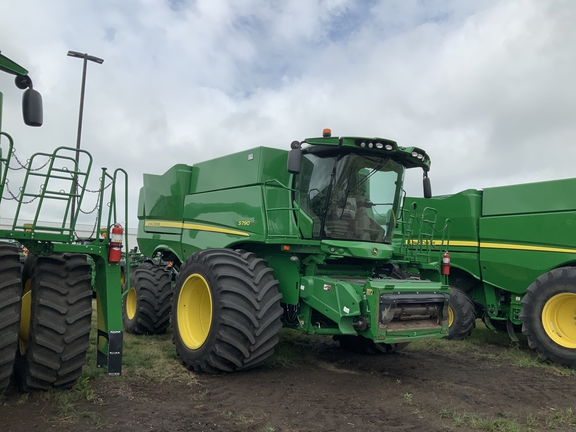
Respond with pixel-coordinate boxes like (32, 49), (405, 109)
(132, 129), (450, 373)
(406, 180), (576, 368)
(0, 51), (128, 392)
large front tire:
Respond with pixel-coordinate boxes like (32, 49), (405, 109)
(172, 249), (283, 373)
(521, 267), (576, 368)
(447, 287), (476, 340)
(15, 253), (93, 391)
(0, 242), (23, 393)
(123, 263), (173, 335)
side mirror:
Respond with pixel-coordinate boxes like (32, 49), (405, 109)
(22, 88), (43, 127)
(423, 174), (432, 198)
(287, 147), (302, 174)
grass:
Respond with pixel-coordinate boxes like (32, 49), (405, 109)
(437, 407), (576, 431)
(83, 299), (196, 386)
(119, 332), (197, 385)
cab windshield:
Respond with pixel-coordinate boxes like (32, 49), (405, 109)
(294, 151), (404, 243)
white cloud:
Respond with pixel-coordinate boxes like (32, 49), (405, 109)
(1, 0), (575, 232)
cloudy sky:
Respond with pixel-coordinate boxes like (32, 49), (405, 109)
(0, 0), (575, 231)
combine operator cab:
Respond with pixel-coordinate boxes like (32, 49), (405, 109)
(294, 146), (403, 243)
(289, 129), (433, 246)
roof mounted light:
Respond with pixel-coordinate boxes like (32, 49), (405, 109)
(322, 128), (332, 137)
(355, 138), (397, 150)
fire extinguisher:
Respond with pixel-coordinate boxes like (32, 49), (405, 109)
(441, 251), (450, 275)
(108, 223), (124, 263)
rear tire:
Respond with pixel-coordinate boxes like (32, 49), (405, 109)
(171, 249), (283, 373)
(447, 287), (476, 340)
(14, 253), (93, 391)
(0, 242), (22, 393)
(521, 267), (576, 368)
(123, 263), (173, 335)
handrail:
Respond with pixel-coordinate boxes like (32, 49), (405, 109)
(262, 178), (301, 239)
(0, 132), (15, 206)
(398, 205), (451, 263)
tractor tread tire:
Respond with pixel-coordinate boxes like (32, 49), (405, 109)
(172, 249), (283, 373)
(447, 287), (476, 340)
(521, 267), (576, 368)
(0, 242), (23, 393)
(123, 264), (173, 335)
(15, 253), (92, 391)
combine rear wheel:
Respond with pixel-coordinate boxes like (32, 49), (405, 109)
(521, 267), (576, 368)
(171, 249), (283, 373)
(0, 242), (23, 393)
(123, 263), (173, 335)
(447, 287), (476, 340)
(14, 253), (93, 391)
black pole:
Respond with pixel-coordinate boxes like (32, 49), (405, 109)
(76, 56), (88, 154)
(67, 51), (103, 231)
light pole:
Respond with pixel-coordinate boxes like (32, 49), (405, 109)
(67, 50), (103, 230)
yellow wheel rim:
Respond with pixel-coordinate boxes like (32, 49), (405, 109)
(19, 279), (32, 355)
(177, 273), (212, 350)
(448, 306), (454, 327)
(120, 269), (126, 289)
(125, 286), (137, 320)
(542, 293), (576, 349)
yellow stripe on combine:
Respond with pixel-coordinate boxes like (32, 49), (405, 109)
(442, 240), (478, 247)
(480, 242), (576, 254)
(406, 238), (576, 254)
(145, 220), (250, 237)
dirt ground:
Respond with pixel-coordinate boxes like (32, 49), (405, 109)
(1, 335), (576, 432)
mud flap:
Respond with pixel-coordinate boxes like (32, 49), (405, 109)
(97, 330), (123, 375)
(506, 319), (519, 342)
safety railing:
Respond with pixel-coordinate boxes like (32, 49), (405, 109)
(263, 179), (302, 239)
(396, 203), (451, 263)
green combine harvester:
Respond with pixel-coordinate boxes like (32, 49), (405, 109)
(406, 180), (576, 368)
(0, 51), (128, 392)
(129, 128), (451, 373)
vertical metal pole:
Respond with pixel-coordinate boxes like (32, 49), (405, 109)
(70, 57), (88, 229)
(0, 92), (3, 135)
(76, 57), (88, 155)
(67, 51), (103, 233)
